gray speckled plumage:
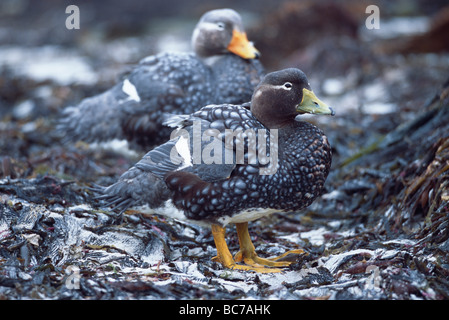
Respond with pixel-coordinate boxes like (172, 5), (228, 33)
(58, 9), (264, 150)
(94, 68), (334, 227)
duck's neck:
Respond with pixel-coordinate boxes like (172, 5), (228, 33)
(254, 111), (298, 130)
(200, 54), (225, 67)
(209, 54), (263, 105)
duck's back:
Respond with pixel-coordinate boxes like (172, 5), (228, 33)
(165, 120), (331, 225)
(121, 52), (215, 148)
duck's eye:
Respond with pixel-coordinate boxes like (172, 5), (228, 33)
(283, 82), (293, 90)
(217, 22), (225, 30)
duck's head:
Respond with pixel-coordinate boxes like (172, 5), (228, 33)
(192, 8), (260, 60)
(251, 68), (335, 129)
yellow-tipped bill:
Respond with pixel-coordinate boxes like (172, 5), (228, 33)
(297, 88), (335, 115)
(227, 30), (260, 59)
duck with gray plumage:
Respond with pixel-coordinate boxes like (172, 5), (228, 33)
(58, 8), (264, 150)
(93, 68), (335, 273)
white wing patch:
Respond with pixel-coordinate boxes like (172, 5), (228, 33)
(175, 134), (193, 168)
(122, 79), (141, 102)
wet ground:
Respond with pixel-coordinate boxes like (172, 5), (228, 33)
(1, 0), (449, 301)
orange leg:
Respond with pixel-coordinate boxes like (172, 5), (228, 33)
(234, 222), (304, 267)
(211, 223), (304, 273)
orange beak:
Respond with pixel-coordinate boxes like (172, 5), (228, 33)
(227, 30), (260, 59)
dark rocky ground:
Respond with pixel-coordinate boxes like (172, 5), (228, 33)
(1, 0), (449, 301)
